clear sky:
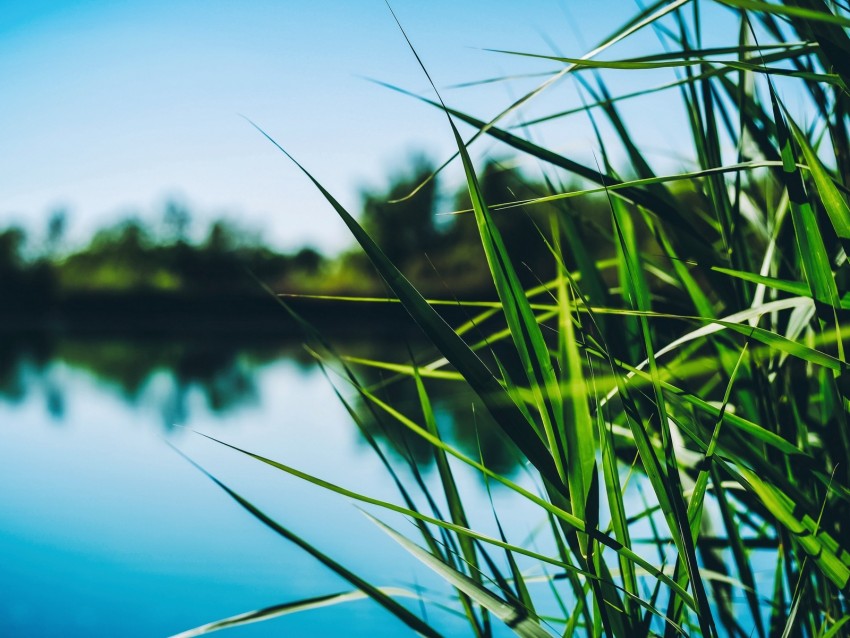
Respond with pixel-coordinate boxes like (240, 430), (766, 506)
(1, 1), (734, 254)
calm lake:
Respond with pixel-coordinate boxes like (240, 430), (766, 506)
(1, 332), (777, 637)
(0, 333), (550, 637)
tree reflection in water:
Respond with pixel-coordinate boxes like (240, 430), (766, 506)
(0, 331), (525, 477)
(0, 335), (278, 428)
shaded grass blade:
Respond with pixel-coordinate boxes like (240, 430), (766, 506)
(246, 120), (564, 494)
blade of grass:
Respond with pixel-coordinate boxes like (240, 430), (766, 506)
(170, 588), (418, 638)
(192, 428), (698, 613)
(411, 356), (491, 636)
(484, 48), (844, 87)
(607, 175), (718, 638)
(788, 114), (850, 255)
(718, 0), (850, 29)
(169, 446), (443, 638)
(247, 119), (565, 495)
(368, 514), (553, 638)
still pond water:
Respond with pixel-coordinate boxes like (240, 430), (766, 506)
(0, 335), (548, 637)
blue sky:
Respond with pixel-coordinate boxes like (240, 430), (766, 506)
(0, 1), (732, 253)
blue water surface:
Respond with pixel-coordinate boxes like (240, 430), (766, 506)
(0, 338), (781, 637)
(0, 342), (548, 637)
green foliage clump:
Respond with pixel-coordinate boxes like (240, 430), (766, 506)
(165, 2), (850, 636)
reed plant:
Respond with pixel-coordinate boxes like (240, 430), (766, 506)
(175, 1), (850, 636)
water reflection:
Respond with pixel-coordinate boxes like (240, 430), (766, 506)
(0, 330), (498, 638)
(1, 330), (786, 637)
(3, 335), (269, 427)
(351, 373), (521, 476)
(0, 332), (521, 474)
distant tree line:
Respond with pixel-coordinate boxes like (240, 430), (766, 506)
(0, 155), (626, 310)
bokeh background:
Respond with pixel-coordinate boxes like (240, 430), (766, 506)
(0, 2), (738, 636)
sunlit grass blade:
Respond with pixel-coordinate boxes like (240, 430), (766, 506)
(723, 269), (850, 314)
(735, 466), (849, 588)
(768, 84), (841, 314)
(367, 515), (552, 638)
(453, 107), (571, 491)
(821, 616), (850, 638)
(590, 363), (639, 613)
(717, 0), (850, 30)
(607, 184), (717, 637)
(411, 357), (491, 636)
(553, 223), (595, 532)
(170, 588), (418, 638)
(787, 114), (850, 255)
(484, 48), (844, 87)
(548, 214), (632, 637)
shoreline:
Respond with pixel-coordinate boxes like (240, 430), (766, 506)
(0, 291), (482, 338)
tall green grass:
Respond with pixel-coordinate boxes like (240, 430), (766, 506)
(175, 1), (850, 636)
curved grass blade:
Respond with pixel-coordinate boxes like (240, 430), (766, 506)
(726, 466), (850, 589)
(513, 43), (819, 128)
(373, 82), (716, 252)
(484, 48), (843, 86)
(718, 0), (850, 28)
(367, 515), (552, 638)
(788, 115), (850, 255)
(380, 0), (692, 204)
(170, 588), (417, 638)
(597, 298), (844, 404)
(169, 447), (443, 638)
(246, 120), (564, 495)
(192, 430), (698, 612)
(411, 358), (492, 636)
